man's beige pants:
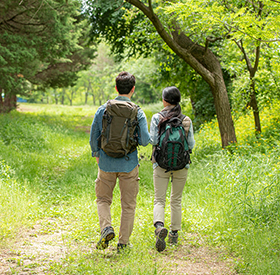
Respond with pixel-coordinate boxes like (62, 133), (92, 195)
(95, 166), (139, 245)
(153, 166), (188, 231)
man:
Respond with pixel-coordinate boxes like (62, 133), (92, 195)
(89, 71), (150, 251)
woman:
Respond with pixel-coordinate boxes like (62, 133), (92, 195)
(150, 86), (195, 252)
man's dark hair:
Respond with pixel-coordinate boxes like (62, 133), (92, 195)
(116, 71), (136, 94)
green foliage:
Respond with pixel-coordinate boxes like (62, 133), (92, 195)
(165, 0), (280, 121)
(0, 160), (39, 241)
(219, 40), (280, 114)
(84, 0), (155, 59)
(189, 99), (280, 274)
(41, 43), (162, 106)
(84, 0), (280, 136)
(1, 101), (280, 274)
(83, 1), (231, 131)
(119, 56), (161, 104)
(0, 32), (36, 92)
(164, 0), (280, 43)
(0, 0), (96, 104)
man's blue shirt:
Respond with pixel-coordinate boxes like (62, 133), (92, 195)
(89, 96), (150, 173)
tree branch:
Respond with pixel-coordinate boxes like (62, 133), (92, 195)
(253, 43), (260, 74)
(27, 0), (44, 23)
(114, 2), (125, 12)
(222, 0), (235, 12)
(0, 9), (32, 25)
(234, 39), (254, 75)
(211, 14), (280, 43)
(205, 36), (223, 52)
(246, 0), (258, 13)
(125, 0), (215, 86)
(11, 19), (45, 26)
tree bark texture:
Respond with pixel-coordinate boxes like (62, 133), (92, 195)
(127, 0), (237, 147)
(0, 90), (17, 113)
(235, 40), (261, 134)
(249, 80), (261, 133)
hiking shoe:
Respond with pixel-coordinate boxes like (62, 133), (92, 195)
(117, 243), (127, 251)
(117, 243), (127, 253)
(117, 243), (133, 253)
(155, 227), (168, 252)
(96, 226), (115, 250)
(168, 231), (178, 245)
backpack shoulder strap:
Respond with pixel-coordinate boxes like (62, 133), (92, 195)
(158, 111), (166, 119)
(165, 113), (185, 127)
(182, 116), (191, 136)
(178, 113), (186, 121)
(157, 111), (167, 136)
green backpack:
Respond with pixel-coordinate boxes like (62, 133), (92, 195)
(153, 113), (190, 172)
(98, 100), (139, 159)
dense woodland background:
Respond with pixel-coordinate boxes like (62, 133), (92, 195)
(1, 0), (280, 143)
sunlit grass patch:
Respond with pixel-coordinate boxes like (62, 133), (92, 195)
(0, 160), (39, 242)
(1, 101), (280, 274)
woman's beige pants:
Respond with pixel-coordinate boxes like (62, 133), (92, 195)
(153, 166), (188, 231)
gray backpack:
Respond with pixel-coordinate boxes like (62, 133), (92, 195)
(98, 100), (139, 159)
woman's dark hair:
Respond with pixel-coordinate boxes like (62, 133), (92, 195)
(115, 71), (136, 94)
(158, 86), (182, 129)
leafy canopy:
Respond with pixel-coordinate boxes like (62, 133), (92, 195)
(164, 0), (280, 44)
(0, 0), (95, 97)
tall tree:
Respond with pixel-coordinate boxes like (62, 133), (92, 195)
(0, 0), (95, 113)
(152, 50), (219, 129)
(165, 0), (280, 134)
(85, 0), (236, 147)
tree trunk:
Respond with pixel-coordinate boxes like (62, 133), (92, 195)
(0, 89), (3, 113)
(235, 41), (261, 134)
(249, 80), (261, 133)
(0, 90), (17, 113)
(85, 90), (88, 105)
(61, 89), (65, 105)
(127, 0), (237, 147)
(212, 74), (237, 146)
(170, 28), (237, 148)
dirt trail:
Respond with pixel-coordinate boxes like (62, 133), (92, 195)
(4, 104), (238, 274)
(0, 219), (237, 275)
(0, 220), (69, 275)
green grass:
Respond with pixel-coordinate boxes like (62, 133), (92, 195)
(0, 102), (280, 274)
